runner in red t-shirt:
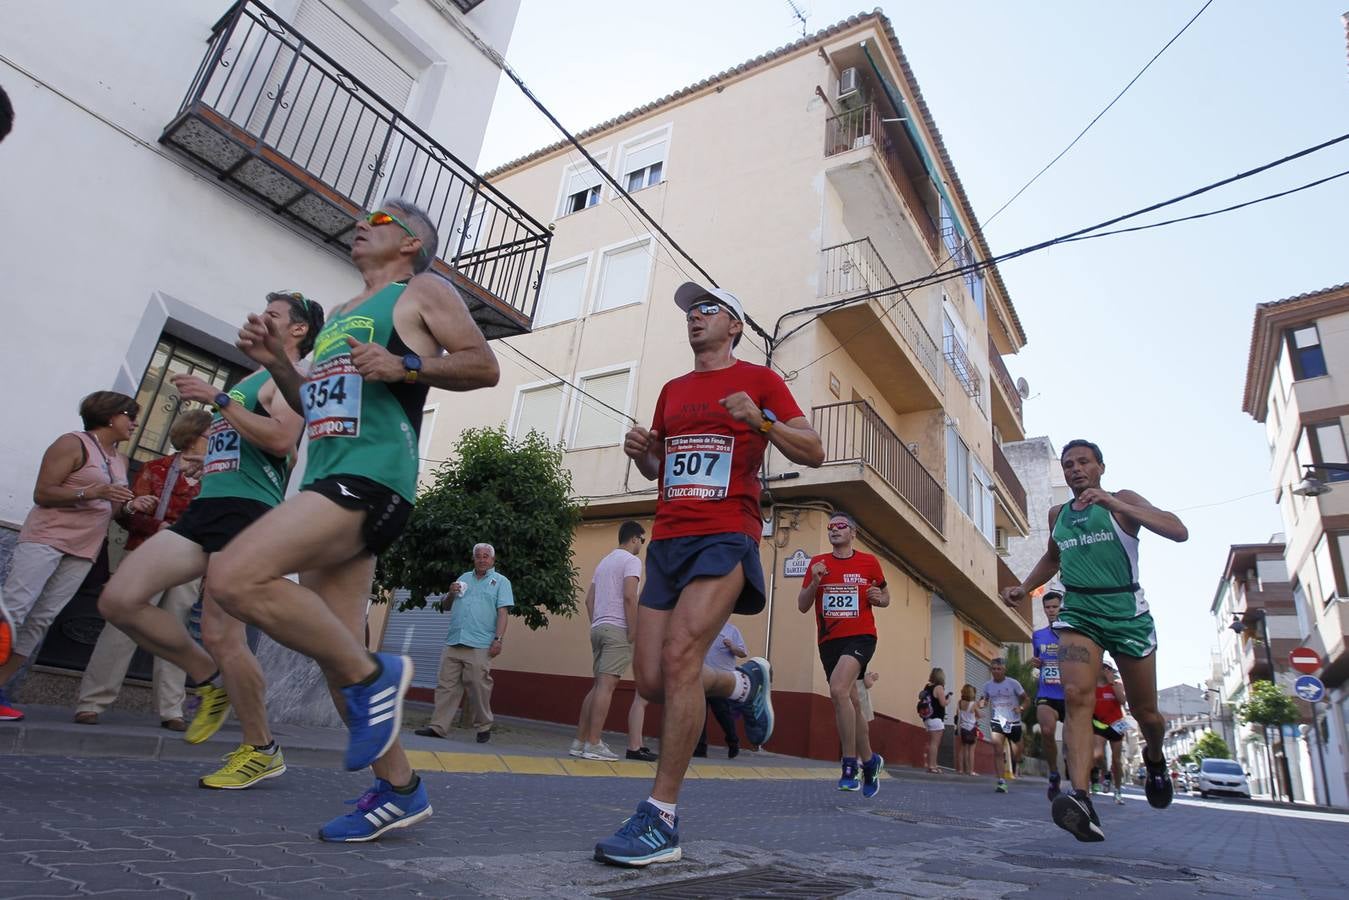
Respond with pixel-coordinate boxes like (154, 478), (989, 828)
(594, 282), (823, 869)
(1091, 660), (1129, 805)
(797, 511), (889, 796)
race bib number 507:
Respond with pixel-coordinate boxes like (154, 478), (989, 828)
(304, 356), (363, 440)
(663, 434), (733, 501)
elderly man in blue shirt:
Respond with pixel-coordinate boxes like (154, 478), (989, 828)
(415, 543), (513, 744)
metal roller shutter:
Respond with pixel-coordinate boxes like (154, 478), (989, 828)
(293, 0), (416, 109)
(380, 591), (449, 690)
(964, 649), (991, 727)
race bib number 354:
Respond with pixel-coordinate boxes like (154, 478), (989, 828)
(663, 434), (733, 501)
(305, 357), (363, 440)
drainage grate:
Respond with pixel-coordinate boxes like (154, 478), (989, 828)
(998, 853), (1201, 883)
(599, 865), (872, 899)
(864, 807), (991, 829)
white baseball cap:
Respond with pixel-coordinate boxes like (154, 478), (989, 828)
(674, 281), (745, 321)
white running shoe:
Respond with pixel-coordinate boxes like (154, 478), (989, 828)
(583, 741), (620, 761)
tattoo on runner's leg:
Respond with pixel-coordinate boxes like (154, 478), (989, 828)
(1060, 645), (1091, 663)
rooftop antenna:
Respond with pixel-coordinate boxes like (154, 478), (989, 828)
(786, 0), (809, 38)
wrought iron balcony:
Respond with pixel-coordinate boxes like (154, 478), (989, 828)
(824, 104), (940, 258)
(992, 441), (1028, 522)
(819, 238), (943, 387)
(161, 0), (550, 338)
(988, 334), (1024, 425)
(942, 334), (982, 400)
(812, 400), (944, 532)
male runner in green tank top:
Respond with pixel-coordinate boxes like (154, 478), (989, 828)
(100, 293), (320, 789)
(216, 198), (500, 842)
(1001, 439), (1188, 843)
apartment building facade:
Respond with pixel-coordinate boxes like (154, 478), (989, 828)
(1208, 541), (1318, 801)
(406, 12), (1033, 762)
(0, 0), (540, 679)
(1242, 282), (1349, 806)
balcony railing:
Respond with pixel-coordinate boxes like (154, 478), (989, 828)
(824, 105), (940, 257)
(161, 0), (550, 337)
(992, 441), (1028, 521)
(812, 400), (944, 532)
(943, 335), (982, 400)
(819, 239), (944, 387)
(988, 335), (1023, 424)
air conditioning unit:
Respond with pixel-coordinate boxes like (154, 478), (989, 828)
(837, 67), (861, 105)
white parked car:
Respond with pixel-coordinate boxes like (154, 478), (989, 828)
(1195, 758), (1252, 799)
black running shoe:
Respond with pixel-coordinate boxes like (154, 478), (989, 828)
(1051, 791), (1104, 842)
(1144, 755), (1173, 809)
(1046, 772), (1062, 801)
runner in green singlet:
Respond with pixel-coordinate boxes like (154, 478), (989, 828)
(215, 198), (500, 842)
(1000, 439), (1188, 843)
(99, 293), (321, 789)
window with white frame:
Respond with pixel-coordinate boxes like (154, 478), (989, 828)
(946, 425), (970, 514)
(1307, 421), (1349, 482)
(511, 382), (566, 442)
(971, 457), (994, 543)
(571, 369), (632, 448)
(558, 159), (605, 217)
(1313, 533), (1344, 605)
(594, 239), (654, 313)
(621, 135), (667, 192)
(533, 258), (589, 328)
(1291, 579), (1311, 641)
(418, 404), (438, 475)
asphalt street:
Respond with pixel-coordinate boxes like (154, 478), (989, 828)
(2, 755), (1346, 898)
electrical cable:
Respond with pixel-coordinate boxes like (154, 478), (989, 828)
(981, 0), (1216, 228)
(776, 131), (1349, 377)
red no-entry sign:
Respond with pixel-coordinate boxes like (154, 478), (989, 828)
(1290, 647), (1322, 675)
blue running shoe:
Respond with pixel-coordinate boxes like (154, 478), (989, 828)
(341, 654), (412, 771)
(838, 761), (860, 792)
(593, 801), (681, 867)
(319, 778), (432, 842)
(862, 753), (884, 798)
(735, 657), (774, 747)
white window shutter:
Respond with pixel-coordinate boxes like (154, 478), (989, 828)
(595, 242), (653, 312)
(572, 371), (631, 447)
(513, 384), (565, 441)
(534, 262), (587, 327)
(624, 140), (666, 175)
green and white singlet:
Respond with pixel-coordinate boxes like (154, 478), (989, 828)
(1051, 499), (1157, 658)
(300, 281), (427, 502)
(198, 369), (288, 505)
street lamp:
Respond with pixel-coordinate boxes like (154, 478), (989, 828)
(1291, 462), (1349, 498)
(1231, 608), (1295, 804)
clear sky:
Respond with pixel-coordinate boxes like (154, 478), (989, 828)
(475, 0), (1349, 690)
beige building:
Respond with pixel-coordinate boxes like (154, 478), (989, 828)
(1242, 282), (1349, 806)
(403, 12), (1034, 763)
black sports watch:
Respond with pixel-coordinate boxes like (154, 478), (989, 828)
(402, 354), (423, 384)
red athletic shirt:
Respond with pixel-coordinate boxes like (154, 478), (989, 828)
(1094, 682), (1125, 723)
(803, 550), (886, 643)
(649, 360), (804, 541)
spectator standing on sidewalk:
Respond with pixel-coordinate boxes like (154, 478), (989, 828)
(570, 521), (657, 762)
(74, 408), (212, 730)
(919, 667), (949, 773)
(415, 543), (512, 744)
(694, 620), (748, 758)
(955, 684), (981, 775)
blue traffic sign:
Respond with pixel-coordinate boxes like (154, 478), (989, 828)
(1294, 675), (1325, 703)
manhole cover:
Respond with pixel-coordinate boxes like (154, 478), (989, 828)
(998, 853), (1201, 883)
(865, 807), (991, 829)
(600, 864), (872, 899)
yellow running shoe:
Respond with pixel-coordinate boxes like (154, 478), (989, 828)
(185, 683), (232, 744)
(199, 744), (287, 790)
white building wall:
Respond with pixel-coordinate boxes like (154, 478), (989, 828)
(1002, 435), (1070, 630)
(0, 0), (516, 526)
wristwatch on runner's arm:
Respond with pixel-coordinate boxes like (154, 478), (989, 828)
(758, 408), (778, 433)
(402, 354), (422, 384)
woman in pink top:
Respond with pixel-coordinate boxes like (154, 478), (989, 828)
(0, 391), (156, 720)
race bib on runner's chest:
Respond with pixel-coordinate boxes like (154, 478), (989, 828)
(663, 434), (733, 500)
(202, 418), (241, 476)
(821, 585), (860, 618)
(1042, 664), (1060, 685)
(304, 356), (363, 440)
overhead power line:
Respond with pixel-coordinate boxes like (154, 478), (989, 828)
(779, 131), (1349, 376)
(982, 0), (1216, 228)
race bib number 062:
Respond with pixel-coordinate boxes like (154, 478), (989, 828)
(663, 434), (733, 501)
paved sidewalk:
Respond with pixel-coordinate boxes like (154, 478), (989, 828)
(0, 702), (846, 780)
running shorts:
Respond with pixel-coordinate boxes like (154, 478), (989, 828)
(639, 533), (766, 615)
(303, 475), (412, 555)
(170, 497), (272, 554)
